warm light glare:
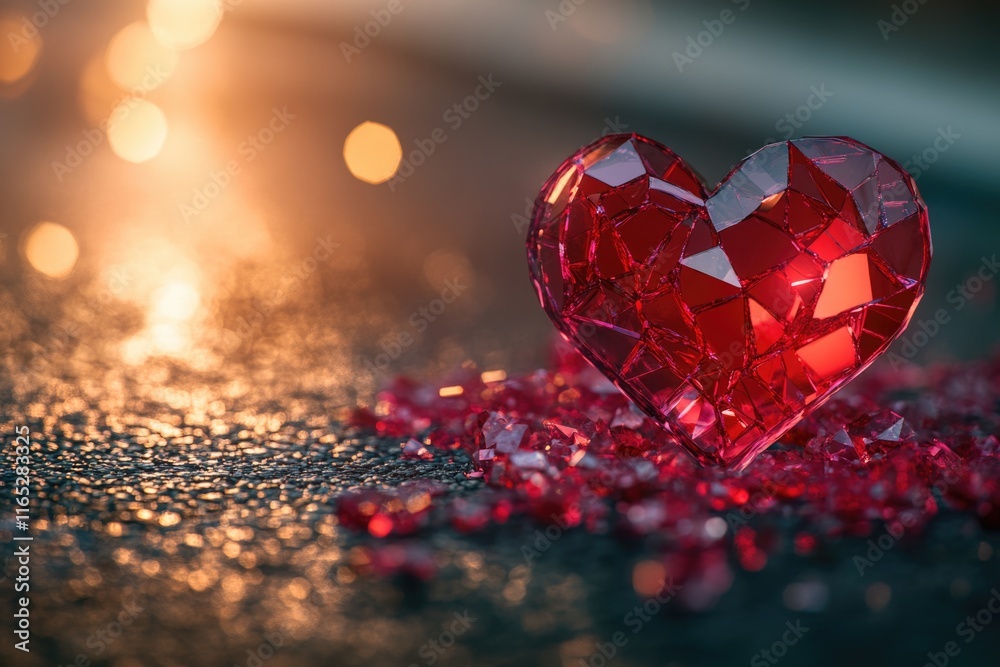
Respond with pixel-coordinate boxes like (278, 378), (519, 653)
(149, 323), (189, 354)
(111, 241), (207, 364)
(0, 13), (42, 85)
(632, 560), (667, 597)
(423, 248), (474, 291)
(439, 386), (464, 397)
(480, 370), (507, 383)
(813, 253), (872, 319)
(78, 55), (119, 125)
(108, 99), (168, 163)
(147, 0), (222, 50)
(105, 21), (178, 91)
(24, 222), (79, 279)
(152, 281), (201, 322)
(343, 121), (403, 184)
(121, 281), (201, 362)
(796, 326), (856, 379)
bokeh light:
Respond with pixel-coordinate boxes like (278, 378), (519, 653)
(105, 21), (178, 92)
(107, 99), (169, 163)
(23, 222), (80, 279)
(78, 55), (121, 125)
(121, 271), (205, 363)
(147, 279), (200, 354)
(632, 560), (668, 597)
(0, 12), (42, 86)
(343, 121), (403, 185)
(423, 248), (474, 291)
(151, 280), (201, 322)
(147, 323), (187, 354)
(147, 0), (223, 51)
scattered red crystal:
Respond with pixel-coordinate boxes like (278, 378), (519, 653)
(833, 410), (916, 463)
(342, 347), (1000, 602)
(401, 437), (433, 460)
(527, 134), (932, 469)
(337, 483), (439, 537)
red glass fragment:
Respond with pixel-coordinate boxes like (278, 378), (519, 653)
(339, 350), (1000, 602)
(527, 135), (932, 468)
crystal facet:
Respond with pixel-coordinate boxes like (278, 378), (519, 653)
(527, 135), (931, 469)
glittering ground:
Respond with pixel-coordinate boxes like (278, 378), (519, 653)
(2, 332), (1000, 667)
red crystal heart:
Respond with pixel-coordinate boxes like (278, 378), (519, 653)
(527, 134), (931, 470)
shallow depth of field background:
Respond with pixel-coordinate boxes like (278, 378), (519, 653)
(1, 0), (997, 407)
(1, 3), (999, 667)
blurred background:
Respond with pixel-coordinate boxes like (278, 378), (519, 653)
(1, 0), (998, 408)
(2, 1), (999, 666)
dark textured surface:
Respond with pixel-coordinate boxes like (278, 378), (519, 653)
(2, 347), (1000, 667)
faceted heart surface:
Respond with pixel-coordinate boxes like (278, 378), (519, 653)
(527, 134), (931, 470)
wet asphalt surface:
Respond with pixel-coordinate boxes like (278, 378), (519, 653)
(2, 339), (1000, 667)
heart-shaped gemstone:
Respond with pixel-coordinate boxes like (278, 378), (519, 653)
(527, 134), (931, 470)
